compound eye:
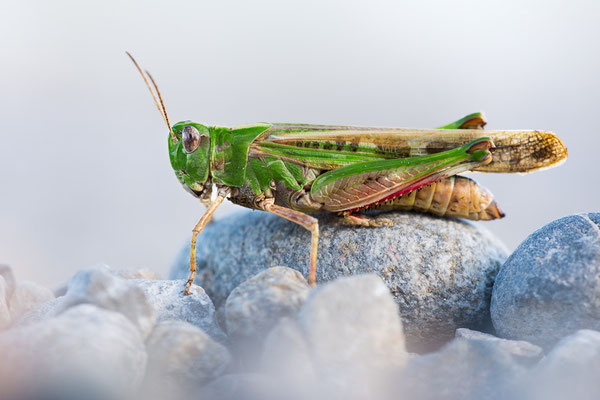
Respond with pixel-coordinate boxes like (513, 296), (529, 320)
(182, 125), (201, 153)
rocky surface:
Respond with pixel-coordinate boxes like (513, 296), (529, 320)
(8, 280), (55, 321)
(14, 266), (225, 343)
(0, 261), (599, 400)
(44, 266), (156, 338)
(199, 374), (277, 400)
(455, 328), (543, 361)
(13, 296), (62, 326)
(0, 265), (16, 300)
(4, 209), (600, 400)
(0, 276), (10, 330)
(0, 304), (147, 398)
(133, 278), (226, 342)
(491, 212), (600, 348)
(395, 330), (529, 400)
(261, 317), (316, 390)
(171, 210), (508, 351)
(302, 275), (408, 399)
(145, 321), (231, 394)
(515, 329), (600, 400)
(225, 267), (310, 341)
(299, 275), (407, 371)
(0, 268), (55, 331)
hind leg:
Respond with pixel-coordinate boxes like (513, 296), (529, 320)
(342, 212), (393, 227)
(260, 200), (320, 286)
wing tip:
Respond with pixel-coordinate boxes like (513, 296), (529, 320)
(475, 130), (568, 173)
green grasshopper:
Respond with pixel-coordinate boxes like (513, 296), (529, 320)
(127, 53), (567, 294)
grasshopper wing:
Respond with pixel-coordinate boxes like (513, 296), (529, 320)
(252, 113), (566, 173)
(310, 138), (495, 212)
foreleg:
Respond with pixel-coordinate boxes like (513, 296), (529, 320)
(184, 186), (231, 295)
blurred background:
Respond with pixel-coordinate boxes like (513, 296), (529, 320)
(1, 0), (598, 287)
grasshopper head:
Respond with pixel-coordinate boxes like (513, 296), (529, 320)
(169, 121), (213, 201)
(125, 53), (214, 202)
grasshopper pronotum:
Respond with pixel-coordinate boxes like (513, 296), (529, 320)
(127, 53), (567, 294)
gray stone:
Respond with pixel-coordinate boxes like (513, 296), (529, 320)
(0, 265), (16, 300)
(261, 317), (316, 390)
(396, 333), (527, 400)
(56, 266), (156, 338)
(491, 212), (600, 348)
(525, 330), (600, 400)
(133, 279), (226, 342)
(145, 321), (231, 388)
(0, 277), (10, 330)
(13, 297), (62, 327)
(455, 328), (543, 361)
(8, 281), (55, 322)
(262, 297), (408, 400)
(14, 269), (225, 342)
(298, 275), (406, 385)
(171, 211), (507, 352)
(225, 267), (310, 340)
(0, 266), (15, 330)
(54, 266), (160, 297)
(0, 304), (147, 397)
(199, 374), (277, 400)
(113, 267), (160, 280)
(540, 329), (600, 368)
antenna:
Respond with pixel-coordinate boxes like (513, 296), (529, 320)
(146, 71), (172, 134)
(126, 52), (176, 141)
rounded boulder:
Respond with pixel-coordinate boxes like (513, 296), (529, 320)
(491, 213), (600, 348)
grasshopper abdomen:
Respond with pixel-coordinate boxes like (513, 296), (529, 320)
(366, 175), (504, 221)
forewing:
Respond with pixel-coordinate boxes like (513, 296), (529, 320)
(251, 121), (565, 173)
